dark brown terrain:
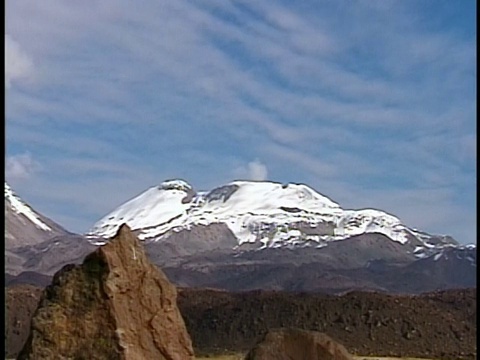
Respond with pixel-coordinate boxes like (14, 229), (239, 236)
(177, 287), (476, 360)
(6, 284), (476, 359)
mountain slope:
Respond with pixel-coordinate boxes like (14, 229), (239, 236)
(6, 179), (475, 293)
(5, 182), (96, 277)
(83, 179), (475, 294)
(87, 179), (460, 257)
(5, 182), (71, 249)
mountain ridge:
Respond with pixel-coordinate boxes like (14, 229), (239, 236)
(86, 179), (465, 258)
(5, 182), (96, 277)
(5, 182), (73, 250)
(5, 180), (476, 294)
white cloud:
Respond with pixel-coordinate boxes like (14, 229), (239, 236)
(4, 1), (475, 243)
(5, 34), (33, 88)
(6, 153), (41, 181)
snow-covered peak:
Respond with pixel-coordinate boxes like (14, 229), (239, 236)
(334, 208), (407, 243)
(86, 180), (458, 253)
(430, 244), (476, 266)
(5, 182), (52, 231)
(159, 179), (193, 192)
(200, 181), (340, 214)
(91, 183), (193, 235)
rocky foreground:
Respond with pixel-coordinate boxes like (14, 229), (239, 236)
(5, 225), (476, 360)
(7, 284), (476, 359)
(16, 224), (194, 360)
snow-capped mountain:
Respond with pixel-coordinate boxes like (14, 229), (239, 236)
(429, 244), (476, 265)
(5, 182), (70, 249)
(86, 179), (461, 256)
(5, 179), (475, 293)
(5, 182), (96, 278)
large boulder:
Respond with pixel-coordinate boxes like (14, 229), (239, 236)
(18, 224), (195, 360)
(245, 328), (353, 360)
(5, 284), (43, 359)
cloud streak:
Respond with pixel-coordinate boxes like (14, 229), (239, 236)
(6, 153), (41, 182)
(5, 1), (476, 244)
(5, 34), (34, 89)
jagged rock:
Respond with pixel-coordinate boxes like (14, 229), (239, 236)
(18, 224), (195, 360)
(245, 328), (353, 360)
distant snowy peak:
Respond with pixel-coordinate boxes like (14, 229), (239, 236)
(159, 179), (194, 193)
(88, 180), (340, 238)
(86, 179), (459, 254)
(5, 182), (51, 232)
(430, 244), (477, 266)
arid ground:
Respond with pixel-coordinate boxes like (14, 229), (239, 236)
(6, 285), (476, 360)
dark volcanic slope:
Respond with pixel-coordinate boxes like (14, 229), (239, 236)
(11, 235), (98, 276)
(6, 284), (476, 360)
(6, 235), (98, 281)
(163, 245), (476, 294)
(177, 288), (477, 360)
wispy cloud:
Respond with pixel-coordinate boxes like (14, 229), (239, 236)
(5, 34), (34, 89)
(6, 153), (41, 182)
(5, 1), (476, 244)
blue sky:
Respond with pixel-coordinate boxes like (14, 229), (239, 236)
(5, 0), (476, 244)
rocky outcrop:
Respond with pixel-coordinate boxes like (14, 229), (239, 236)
(5, 284), (43, 359)
(18, 224), (194, 360)
(245, 328), (353, 360)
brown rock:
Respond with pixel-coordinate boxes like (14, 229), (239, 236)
(245, 328), (353, 360)
(5, 284), (43, 359)
(18, 224), (195, 360)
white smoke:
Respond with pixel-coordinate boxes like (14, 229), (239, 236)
(247, 159), (268, 181)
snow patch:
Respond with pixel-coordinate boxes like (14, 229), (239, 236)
(5, 182), (51, 231)
(159, 179), (192, 192)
